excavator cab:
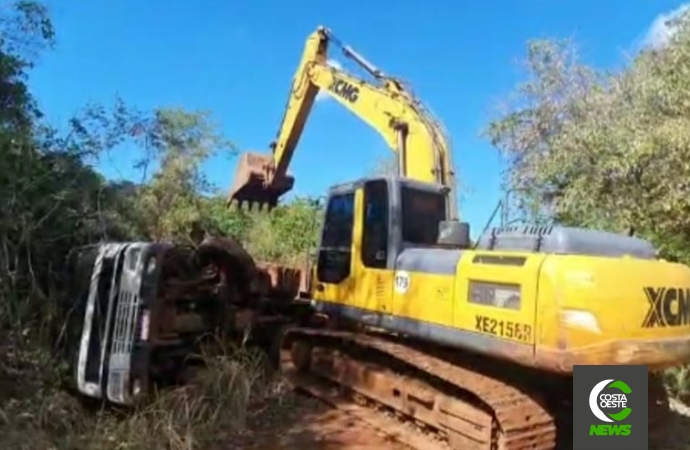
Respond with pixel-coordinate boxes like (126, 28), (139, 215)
(309, 175), (471, 326)
(227, 152), (295, 210)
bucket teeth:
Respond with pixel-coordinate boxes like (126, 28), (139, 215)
(227, 152), (294, 209)
(227, 199), (276, 212)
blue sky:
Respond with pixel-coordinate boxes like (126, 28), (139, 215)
(29, 0), (688, 233)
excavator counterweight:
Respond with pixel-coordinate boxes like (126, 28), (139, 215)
(227, 152), (294, 209)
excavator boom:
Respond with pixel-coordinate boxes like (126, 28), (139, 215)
(227, 27), (457, 218)
(227, 28), (328, 210)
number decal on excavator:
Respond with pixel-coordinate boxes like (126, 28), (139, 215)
(394, 271), (410, 294)
(474, 315), (532, 343)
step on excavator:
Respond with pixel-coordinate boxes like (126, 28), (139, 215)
(228, 26), (690, 450)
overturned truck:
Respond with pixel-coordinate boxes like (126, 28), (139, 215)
(61, 237), (309, 405)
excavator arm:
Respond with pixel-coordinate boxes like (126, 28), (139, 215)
(228, 26), (458, 219)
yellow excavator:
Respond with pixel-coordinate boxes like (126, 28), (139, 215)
(228, 27), (690, 450)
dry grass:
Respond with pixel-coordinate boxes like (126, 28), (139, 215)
(5, 328), (690, 450)
(0, 338), (294, 450)
(664, 364), (690, 403)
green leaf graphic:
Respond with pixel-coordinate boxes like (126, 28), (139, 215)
(607, 380), (632, 394)
(608, 408), (632, 422)
(604, 380), (632, 421)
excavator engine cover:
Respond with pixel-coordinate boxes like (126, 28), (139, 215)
(228, 152), (295, 210)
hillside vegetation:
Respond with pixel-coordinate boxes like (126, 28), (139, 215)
(3, 2), (690, 448)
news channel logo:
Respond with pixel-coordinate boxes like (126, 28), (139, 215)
(573, 365), (648, 450)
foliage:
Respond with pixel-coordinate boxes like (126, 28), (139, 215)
(241, 198), (323, 265)
(130, 108), (235, 242)
(485, 12), (690, 263)
(0, 0), (148, 332)
(0, 2), (322, 449)
(0, 340), (295, 450)
(484, 38), (603, 226)
(485, 10), (690, 397)
(10, 0), (690, 447)
(0, 0), (54, 64)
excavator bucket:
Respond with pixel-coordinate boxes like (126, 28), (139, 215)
(227, 152), (295, 211)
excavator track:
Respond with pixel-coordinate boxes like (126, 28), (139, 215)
(280, 327), (557, 450)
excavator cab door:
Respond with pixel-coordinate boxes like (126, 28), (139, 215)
(312, 178), (396, 320)
(312, 185), (357, 310)
(354, 179), (395, 315)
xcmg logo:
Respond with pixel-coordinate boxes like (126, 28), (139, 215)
(588, 379), (632, 436)
(642, 287), (690, 328)
(327, 78), (360, 103)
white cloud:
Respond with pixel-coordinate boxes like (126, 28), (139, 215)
(326, 58), (342, 70)
(643, 3), (690, 49)
(315, 59), (343, 102)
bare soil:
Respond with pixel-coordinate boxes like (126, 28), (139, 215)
(232, 393), (690, 450)
(233, 394), (407, 450)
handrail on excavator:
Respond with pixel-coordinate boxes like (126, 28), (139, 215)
(227, 26), (458, 220)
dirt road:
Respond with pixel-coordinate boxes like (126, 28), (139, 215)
(233, 392), (690, 450)
(234, 394), (407, 450)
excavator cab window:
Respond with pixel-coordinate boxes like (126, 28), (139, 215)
(401, 186), (447, 246)
(362, 180), (389, 269)
(317, 192), (355, 284)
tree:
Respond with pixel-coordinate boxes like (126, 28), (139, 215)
(132, 108), (235, 242)
(0, 2), (150, 328)
(0, 3), (331, 448)
(242, 198), (323, 265)
(484, 12), (690, 262)
(0, 1), (54, 65)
